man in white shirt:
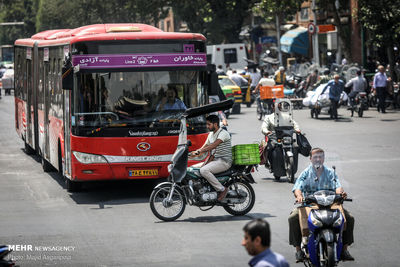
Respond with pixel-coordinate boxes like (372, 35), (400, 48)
(230, 70), (249, 87)
(345, 70), (367, 105)
(192, 115), (232, 201)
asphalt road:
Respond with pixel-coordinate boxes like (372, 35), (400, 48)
(1, 92), (400, 267)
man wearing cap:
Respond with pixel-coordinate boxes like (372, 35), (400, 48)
(321, 74), (344, 120)
(274, 66), (287, 85)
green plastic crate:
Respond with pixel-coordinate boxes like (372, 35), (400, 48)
(232, 144), (260, 165)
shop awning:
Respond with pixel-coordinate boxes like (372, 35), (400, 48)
(280, 27), (309, 56)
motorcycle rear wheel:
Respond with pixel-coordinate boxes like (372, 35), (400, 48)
(150, 184), (186, 221)
(223, 180), (255, 216)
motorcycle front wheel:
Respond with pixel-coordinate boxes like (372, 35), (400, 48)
(287, 157), (295, 183)
(321, 242), (335, 267)
(149, 184), (186, 221)
(223, 180), (255, 216)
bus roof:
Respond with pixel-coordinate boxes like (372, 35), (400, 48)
(15, 23), (206, 47)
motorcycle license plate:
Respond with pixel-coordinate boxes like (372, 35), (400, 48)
(129, 169), (158, 177)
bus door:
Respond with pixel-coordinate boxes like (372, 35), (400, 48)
(63, 90), (71, 178)
(26, 50), (34, 149)
(43, 59), (50, 159)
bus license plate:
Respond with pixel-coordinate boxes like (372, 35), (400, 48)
(129, 169), (158, 177)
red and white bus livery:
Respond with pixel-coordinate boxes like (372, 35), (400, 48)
(14, 24), (210, 191)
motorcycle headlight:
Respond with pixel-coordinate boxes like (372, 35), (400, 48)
(72, 151), (107, 164)
(283, 136), (292, 144)
(167, 163), (174, 172)
(310, 211), (323, 227)
(333, 214), (343, 227)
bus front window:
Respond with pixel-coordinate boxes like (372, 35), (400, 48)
(72, 70), (204, 131)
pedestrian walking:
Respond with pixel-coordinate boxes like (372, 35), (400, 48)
(321, 74), (344, 120)
(373, 65), (391, 113)
(242, 219), (289, 267)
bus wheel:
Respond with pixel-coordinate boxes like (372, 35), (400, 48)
(65, 178), (82, 193)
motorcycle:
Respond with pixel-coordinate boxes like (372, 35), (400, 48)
(149, 100), (257, 222)
(349, 92), (368, 117)
(298, 188), (352, 267)
(0, 245), (18, 267)
(262, 99), (298, 183)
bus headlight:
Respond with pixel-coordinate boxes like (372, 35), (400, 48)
(310, 212), (323, 227)
(73, 151), (107, 164)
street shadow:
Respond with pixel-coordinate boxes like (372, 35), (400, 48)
(158, 212), (275, 223)
(380, 119), (399, 122)
(261, 176), (292, 183)
(68, 179), (158, 206)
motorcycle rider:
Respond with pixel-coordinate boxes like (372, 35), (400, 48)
(274, 66), (287, 85)
(253, 72), (275, 114)
(192, 114), (232, 201)
(261, 102), (301, 167)
(345, 70), (367, 106)
(288, 147), (355, 262)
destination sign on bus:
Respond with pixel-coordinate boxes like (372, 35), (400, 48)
(72, 53), (207, 69)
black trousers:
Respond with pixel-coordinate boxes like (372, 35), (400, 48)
(376, 86), (387, 112)
(330, 99), (339, 119)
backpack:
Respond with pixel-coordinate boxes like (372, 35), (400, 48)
(296, 133), (311, 157)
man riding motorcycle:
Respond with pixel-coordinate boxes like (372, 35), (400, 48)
(288, 148), (355, 262)
(261, 101), (300, 168)
(192, 114), (232, 201)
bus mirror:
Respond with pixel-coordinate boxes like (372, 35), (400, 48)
(62, 66), (73, 90)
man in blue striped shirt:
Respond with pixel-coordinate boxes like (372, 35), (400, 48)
(373, 65), (392, 113)
(288, 148), (355, 262)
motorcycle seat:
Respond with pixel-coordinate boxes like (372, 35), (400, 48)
(214, 169), (234, 177)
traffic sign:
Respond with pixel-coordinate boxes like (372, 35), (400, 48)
(308, 23), (316, 35)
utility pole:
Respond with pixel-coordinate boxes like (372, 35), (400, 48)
(311, 0), (320, 66)
(275, 14), (283, 66)
(335, 0), (341, 65)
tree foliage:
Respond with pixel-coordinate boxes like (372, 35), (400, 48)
(0, 0), (39, 44)
(356, 0), (400, 48)
(171, 0), (257, 44)
(256, 0), (302, 22)
(36, 0), (169, 31)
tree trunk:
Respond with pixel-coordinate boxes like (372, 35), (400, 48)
(331, 2), (352, 62)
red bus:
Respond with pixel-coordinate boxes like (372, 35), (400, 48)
(14, 24), (210, 191)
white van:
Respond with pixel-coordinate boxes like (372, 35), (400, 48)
(207, 43), (248, 72)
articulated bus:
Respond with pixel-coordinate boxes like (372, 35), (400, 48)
(14, 24), (211, 191)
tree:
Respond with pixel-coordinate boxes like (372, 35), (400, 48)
(36, 0), (169, 31)
(256, 0), (302, 23)
(317, 0), (352, 63)
(171, 0), (258, 44)
(0, 0), (38, 44)
(357, 0), (400, 76)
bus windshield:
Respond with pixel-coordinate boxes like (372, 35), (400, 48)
(72, 70), (206, 134)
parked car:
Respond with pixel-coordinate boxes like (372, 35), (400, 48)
(1, 68), (14, 95)
(218, 75), (242, 114)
